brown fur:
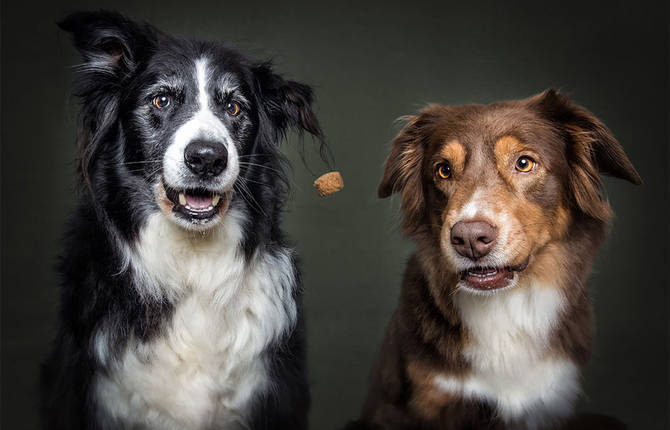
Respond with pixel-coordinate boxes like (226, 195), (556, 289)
(348, 90), (640, 430)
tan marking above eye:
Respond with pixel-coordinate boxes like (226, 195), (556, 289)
(494, 135), (540, 173)
(438, 140), (466, 174)
(495, 135), (525, 155)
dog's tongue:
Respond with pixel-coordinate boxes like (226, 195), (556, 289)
(185, 194), (211, 209)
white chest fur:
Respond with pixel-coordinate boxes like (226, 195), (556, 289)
(96, 211), (297, 430)
(434, 284), (579, 429)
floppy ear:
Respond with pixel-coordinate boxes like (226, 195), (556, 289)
(252, 61), (325, 141)
(378, 115), (424, 198)
(378, 107), (440, 234)
(58, 11), (155, 90)
(529, 89), (641, 221)
(252, 61), (333, 172)
(58, 11), (156, 189)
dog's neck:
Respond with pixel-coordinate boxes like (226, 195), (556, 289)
(453, 281), (565, 363)
(123, 208), (248, 302)
(413, 240), (585, 427)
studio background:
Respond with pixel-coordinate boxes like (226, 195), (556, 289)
(2, 1), (668, 428)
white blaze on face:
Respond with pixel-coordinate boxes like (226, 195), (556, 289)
(457, 189), (487, 221)
(443, 188), (514, 270)
(163, 58), (240, 190)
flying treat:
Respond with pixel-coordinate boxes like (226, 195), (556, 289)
(314, 171), (343, 197)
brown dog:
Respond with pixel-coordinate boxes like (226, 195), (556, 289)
(348, 90), (640, 430)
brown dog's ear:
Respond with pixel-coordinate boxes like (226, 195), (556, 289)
(529, 90), (641, 221)
(530, 89), (642, 184)
(378, 114), (422, 198)
(379, 107), (442, 234)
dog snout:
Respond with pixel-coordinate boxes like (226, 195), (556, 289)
(184, 139), (228, 177)
(450, 221), (497, 260)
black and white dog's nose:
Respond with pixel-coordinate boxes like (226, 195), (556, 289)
(184, 139), (228, 177)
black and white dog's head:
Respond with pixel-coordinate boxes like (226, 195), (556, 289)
(60, 11), (324, 234)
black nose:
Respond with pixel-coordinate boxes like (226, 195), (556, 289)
(184, 140), (228, 177)
(450, 221), (497, 260)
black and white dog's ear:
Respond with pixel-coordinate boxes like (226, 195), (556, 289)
(252, 62), (325, 141)
(58, 10), (155, 80)
(58, 11), (157, 191)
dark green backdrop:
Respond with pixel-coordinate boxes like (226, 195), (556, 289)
(2, 1), (668, 428)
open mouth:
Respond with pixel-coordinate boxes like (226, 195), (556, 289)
(459, 256), (530, 291)
(163, 183), (228, 222)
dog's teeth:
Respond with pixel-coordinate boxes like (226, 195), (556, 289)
(212, 195), (220, 206)
(467, 268), (499, 277)
(178, 193), (187, 205)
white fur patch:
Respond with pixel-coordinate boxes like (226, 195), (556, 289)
(96, 210), (297, 429)
(443, 188), (518, 273)
(163, 58), (240, 192)
(458, 189), (485, 220)
(436, 284), (578, 428)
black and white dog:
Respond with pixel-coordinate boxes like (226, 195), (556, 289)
(41, 11), (326, 430)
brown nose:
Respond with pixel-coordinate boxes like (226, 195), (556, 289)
(450, 221), (497, 260)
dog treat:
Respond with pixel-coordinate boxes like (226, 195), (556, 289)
(314, 171), (343, 196)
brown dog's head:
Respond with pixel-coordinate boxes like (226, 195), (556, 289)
(379, 90), (640, 294)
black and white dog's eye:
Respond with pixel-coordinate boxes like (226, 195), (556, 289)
(152, 95), (171, 109)
(225, 102), (240, 116)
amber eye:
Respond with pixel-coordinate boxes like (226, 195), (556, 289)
(152, 95), (170, 109)
(225, 101), (240, 116)
(515, 156), (536, 172)
(436, 162), (452, 179)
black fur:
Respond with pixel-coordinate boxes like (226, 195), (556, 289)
(41, 10), (325, 429)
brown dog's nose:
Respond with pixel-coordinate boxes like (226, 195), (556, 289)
(450, 221), (497, 260)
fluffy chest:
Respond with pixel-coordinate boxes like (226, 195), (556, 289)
(97, 212), (297, 429)
(434, 284), (578, 427)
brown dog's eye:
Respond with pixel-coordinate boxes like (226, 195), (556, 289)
(436, 162), (452, 179)
(225, 102), (240, 116)
(152, 95), (170, 109)
(515, 156), (535, 172)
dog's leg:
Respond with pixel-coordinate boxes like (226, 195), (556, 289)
(247, 313), (309, 430)
(40, 331), (99, 430)
(343, 321), (423, 430)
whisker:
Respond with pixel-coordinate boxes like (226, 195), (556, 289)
(240, 177), (273, 187)
(238, 161), (283, 175)
(234, 180), (268, 219)
(113, 160), (163, 166)
(238, 154), (274, 159)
